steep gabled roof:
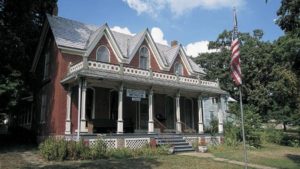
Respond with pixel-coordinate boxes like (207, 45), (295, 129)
(47, 14), (97, 49)
(46, 14), (205, 75)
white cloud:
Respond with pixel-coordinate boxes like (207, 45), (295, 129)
(111, 26), (136, 36)
(123, 0), (245, 17)
(185, 41), (218, 57)
(150, 27), (168, 45)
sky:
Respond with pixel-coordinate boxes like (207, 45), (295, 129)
(58, 0), (283, 57)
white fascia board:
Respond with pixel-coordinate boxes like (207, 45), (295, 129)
(127, 31), (146, 64)
(104, 27), (125, 61)
(179, 46), (194, 75)
(59, 46), (85, 56)
(144, 37), (167, 70)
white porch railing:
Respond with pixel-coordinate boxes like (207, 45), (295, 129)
(124, 67), (150, 77)
(88, 61), (120, 72)
(69, 62), (83, 73)
(153, 72), (177, 81)
(68, 61), (219, 88)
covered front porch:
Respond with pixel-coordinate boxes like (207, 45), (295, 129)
(64, 77), (226, 136)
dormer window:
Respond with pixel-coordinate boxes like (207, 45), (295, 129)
(174, 62), (183, 76)
(96, 45), (110, 62)
(139, 46), (149, 69)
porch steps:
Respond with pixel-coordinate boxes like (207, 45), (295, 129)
(155, 134), (194, 153)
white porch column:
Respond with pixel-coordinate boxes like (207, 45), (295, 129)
(80, 79), (88, 132)
(65, 87), (72, 134)
(198, 96), (204, 134)
(77, 81), (82, 140)
(218, 96), (224, 134)
(117, 84), (124, 134)
(148, 89), (154, 133)
(176, 92), (182, 133)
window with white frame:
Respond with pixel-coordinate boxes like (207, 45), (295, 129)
(139, 46), (149, 69)
(174, 62), (183, 76)
(96, 45), (110, 62)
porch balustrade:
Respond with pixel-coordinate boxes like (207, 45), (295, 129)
(68, 61), (219, 88)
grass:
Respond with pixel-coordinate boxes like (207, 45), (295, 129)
(210, 143), (300, 169)
(0, 144), (245, 169)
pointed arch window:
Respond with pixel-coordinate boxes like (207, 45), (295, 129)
(139, 46), (149, 69)
(174, 62), (183, 76)
(96, 45), (110, 62)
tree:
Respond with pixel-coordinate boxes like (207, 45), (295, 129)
(0, 0), (57, 114)
(194, 29), (299, 127)
(276, 0), (300, 36)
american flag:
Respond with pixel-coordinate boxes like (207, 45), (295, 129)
(230, 8), (242, 86)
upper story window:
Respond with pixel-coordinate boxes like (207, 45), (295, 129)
(174, 62), (183, 76)
(96, 45), (110, 62)
(139, 46), (149, 69)
(43, 52), (50, 80)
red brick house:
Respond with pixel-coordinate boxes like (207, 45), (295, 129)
(30, 14), (227, 151)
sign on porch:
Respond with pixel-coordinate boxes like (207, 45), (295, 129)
(131, 97), (141, 101)
(126, 89), (146, 98)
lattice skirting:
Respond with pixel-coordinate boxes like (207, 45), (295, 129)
(124, 138), (150, 149)
(204, 136), (220, 145)
(89, 139), (117, 149)
(183, 137), (199, 146)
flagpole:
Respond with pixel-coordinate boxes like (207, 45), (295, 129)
(239, 86), (248, 168)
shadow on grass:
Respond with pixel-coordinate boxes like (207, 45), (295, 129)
(286, 154), (300, 167)
(23, 157), (161, 169)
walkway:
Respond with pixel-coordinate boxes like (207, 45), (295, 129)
(177, 152), (278, 169)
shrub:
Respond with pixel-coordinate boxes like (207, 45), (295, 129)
(204, 116), (218, 136)
(224, 121), (240, 147)
(261, 127), (284, 144)
(229, 104), (263, 148)
(39, 137), (67, 161)
(75, 139), (90, 160)
(89, 139), (107, 159)
(107, 148), (134, 159)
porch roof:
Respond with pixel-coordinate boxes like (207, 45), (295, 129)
(61, 65), (227, 96)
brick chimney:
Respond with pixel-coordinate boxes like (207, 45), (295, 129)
(171, 40), (178, 47)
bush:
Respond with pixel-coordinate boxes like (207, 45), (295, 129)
(224, 121), (240, 147)
(204, 116), (218, 136)
(261, 127), (284, 144)
(107, 148), (134, 159)
(40, 138), (169, 161)
(281, 134), (300, 147)
(90, 139), (107, 159)
(39, 137), (67, 161)
(229, 104), (263, 148)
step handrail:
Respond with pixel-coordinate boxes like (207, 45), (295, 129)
(153, 117), (167, 132)
(180, 121), (195, 133)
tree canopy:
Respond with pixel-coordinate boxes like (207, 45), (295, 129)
(0, 0), (57, 114)
(194, 0), (300, 129)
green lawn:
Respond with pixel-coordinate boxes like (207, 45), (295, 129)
(23, 156), (244, 169)
(0, 145), (244, 169)
(210, 143), (300, 169)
